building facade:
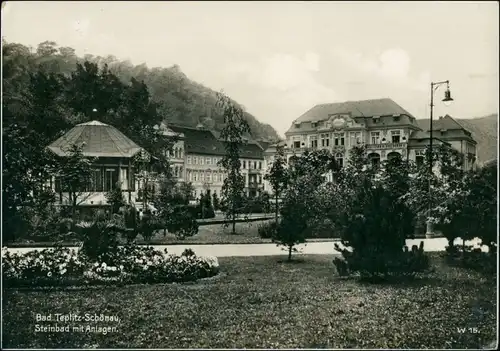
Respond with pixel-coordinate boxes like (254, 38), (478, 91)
(167, 125), (267, 200)
(263, 98), (477, 193)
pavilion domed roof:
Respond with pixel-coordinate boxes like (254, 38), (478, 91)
(47, 120), (143, 158)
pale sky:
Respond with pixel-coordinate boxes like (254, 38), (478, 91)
(2, 1), (499, 136)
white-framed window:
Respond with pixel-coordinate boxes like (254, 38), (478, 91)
(391, 130), (401, 143)
(193, 171), (198, 182)
(334, 133), (345, 146)
(188, 170), (192, 181)
(206, 157), (211, 165)
(321, 133), (330, 147)
(335, 153), (344, 168)
(350, 132), (362, 145)
(292, 136), (301, 149)
(187, 156), (192, 164)
(214, 157), (218, 165)
(370, 131), (381, 144)
(310, 135), (318, 148)
(193, 156), (198, 165)
(200, 157), (205, 165)
(243, 160), (246, 169)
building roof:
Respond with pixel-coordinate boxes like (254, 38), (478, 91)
(415, 115), (476, 143)
(168, 124), (265, 159)
(169, 125), (226, 156)
(47, 120), (143, 158)
(407, 130), (451, 147)
(295, 98), (414, 123)
(287, 98), (418, 134)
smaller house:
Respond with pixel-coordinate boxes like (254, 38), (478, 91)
(47, 120), (150, 211)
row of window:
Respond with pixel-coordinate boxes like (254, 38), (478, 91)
(292, 130), (404, 149)
(186, 155), (263, 170)
(186, 170), (263, 184)
(187, 155), (221, 166)
(187, 170), (225, 183)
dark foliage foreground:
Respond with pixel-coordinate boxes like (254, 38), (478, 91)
(2, 254), (496, 349)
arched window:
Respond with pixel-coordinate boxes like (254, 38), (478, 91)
(387, 151), (401, 161)
(368, 152), (381, 168)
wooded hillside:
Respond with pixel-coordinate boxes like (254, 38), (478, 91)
(2, 39), (280, 141)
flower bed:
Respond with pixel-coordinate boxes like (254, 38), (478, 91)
(2, 246), (219, 288)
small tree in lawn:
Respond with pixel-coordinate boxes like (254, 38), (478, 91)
(216, 91), (251, 234)
(264, 144), (289, 232)
(276, 173), (321, 261)
(56, 143), (95, 219)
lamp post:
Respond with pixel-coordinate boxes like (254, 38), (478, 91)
(426, 80), (454, 238)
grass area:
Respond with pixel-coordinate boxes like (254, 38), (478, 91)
(6, 220), (340, 247)
(3, 254), (496, 348)
(144, 220), (338, 245)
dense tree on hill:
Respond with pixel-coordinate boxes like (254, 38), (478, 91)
(2, 39), (280, 142)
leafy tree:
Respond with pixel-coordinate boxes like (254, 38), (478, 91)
(217, 91), (251, 234)
(404, 144), (468, 247)
(276, 173), (322, 261)
(264, 144), (289, 230)
(55, 143), (95, 218)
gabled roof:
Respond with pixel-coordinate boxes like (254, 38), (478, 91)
(47, 120), (142, 158)
(416, 115), (466, 131)
(415, 115), (476, 143)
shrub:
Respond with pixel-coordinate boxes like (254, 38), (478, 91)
(167, 206), (199, 240)
(76, 217), (124, 262)
(257, 221), (278, 239)
(2, 245), (220, 287)
(333, 181), (429, 281)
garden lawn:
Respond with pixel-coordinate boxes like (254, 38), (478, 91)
(142, 220), (338, 245)
(3, 254), (496, 349)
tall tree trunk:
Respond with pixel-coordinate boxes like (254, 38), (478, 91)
(232, 213), (236, 234)
(275, 192), (279, 233)
(288, 245), (292, 261)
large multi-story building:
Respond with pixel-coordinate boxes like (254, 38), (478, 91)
(263, 98), (477, 193)
(163, 124), (267, 199)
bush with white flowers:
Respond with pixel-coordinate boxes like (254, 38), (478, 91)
(2, 245), (219, 287)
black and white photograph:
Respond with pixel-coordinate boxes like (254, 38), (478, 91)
(1, 1), (498, 349)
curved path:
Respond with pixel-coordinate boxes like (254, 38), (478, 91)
(3, 237), (487, 258)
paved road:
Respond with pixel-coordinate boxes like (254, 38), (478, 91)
(3, 237), (487, 258)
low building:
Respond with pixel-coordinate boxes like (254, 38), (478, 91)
(46, 120), (149, 209)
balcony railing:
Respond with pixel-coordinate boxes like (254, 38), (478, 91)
(248, 182), (264, 189)
(366, 142), (406, 149)
(247, 168), (262, 174)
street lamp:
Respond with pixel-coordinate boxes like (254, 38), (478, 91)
(426, 80), (453, 238)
